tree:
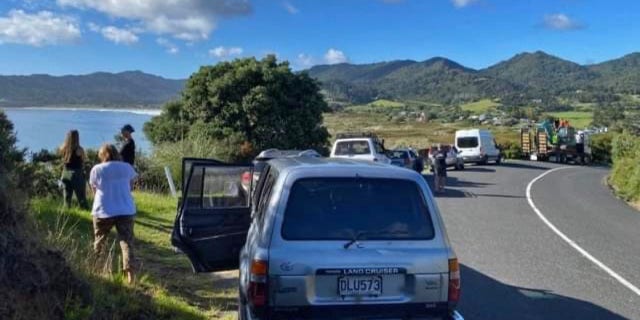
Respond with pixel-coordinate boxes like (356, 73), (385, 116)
(145, 56), (330, 161)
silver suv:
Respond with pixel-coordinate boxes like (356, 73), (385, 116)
(172, 157), (463, 320)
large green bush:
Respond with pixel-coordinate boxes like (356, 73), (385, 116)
(144, 56), (330, 161)
(609, 132), (640, 202)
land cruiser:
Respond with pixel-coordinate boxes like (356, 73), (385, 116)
(330, 132), (392, 164)
(172, 157), (463, 320)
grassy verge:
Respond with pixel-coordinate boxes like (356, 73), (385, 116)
(31, 192), (237, 320)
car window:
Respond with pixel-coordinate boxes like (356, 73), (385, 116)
(457, 137), (479, 148)
(335, 141), (371, 155)
(185, 166), (251, 209)
(374, 142), (385, 154)
(256, 172), (276, 225)
(391, 151), (409, 159)
(282, 178), (435, 240)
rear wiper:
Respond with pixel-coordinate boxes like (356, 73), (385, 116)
(344, 231), (366, 249)
(343, 229), (411, 249)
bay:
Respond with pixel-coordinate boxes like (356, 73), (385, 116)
(1, 107), (159, 154)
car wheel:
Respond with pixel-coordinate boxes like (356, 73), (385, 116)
(495, 156), (502, 165)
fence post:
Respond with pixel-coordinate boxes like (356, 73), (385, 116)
(164, 166), (177, 198)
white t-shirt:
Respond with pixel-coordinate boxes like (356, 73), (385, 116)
(90, 161), (138, 218)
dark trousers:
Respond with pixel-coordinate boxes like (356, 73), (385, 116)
(62, 169), (88, 209)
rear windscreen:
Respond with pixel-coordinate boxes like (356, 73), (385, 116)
(457, 137), (479, 148)
(334, 141), (371, 155)
(282, 178), (435, 240)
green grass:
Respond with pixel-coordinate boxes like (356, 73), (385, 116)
(31, 192), (237, 320)
(545, 111), (593, 129)
(460, 99), (501, 114)
(368, 99), (405, 108)
(323, 111), (519, 149)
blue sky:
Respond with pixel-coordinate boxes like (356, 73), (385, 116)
(0, 0), (638, 79)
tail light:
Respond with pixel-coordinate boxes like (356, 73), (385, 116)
(448, 258), (461, 309)
(248, 259), (268, 314)
(480, 147), (485, 156)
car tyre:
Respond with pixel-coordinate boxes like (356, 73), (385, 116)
(495, 156), (502, 165)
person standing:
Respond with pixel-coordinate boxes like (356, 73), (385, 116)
(433, 145), (448, 193)
(90, 144), (138, 284)
(119, 124), (136, 166)
(59, 130), (89, 209)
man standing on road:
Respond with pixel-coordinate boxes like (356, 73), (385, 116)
(119, 124), (136, 166)
(433, 145), (447, 193)
(575, 131), (586, 165)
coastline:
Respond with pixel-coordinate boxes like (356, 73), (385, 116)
(1, 106), (162, 116)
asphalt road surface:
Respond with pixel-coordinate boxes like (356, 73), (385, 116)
(431, 160), (640, 320)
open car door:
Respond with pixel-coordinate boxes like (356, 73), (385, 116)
(172, 160), (253, 273)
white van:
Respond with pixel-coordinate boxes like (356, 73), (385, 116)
(455, 129), (501, 165)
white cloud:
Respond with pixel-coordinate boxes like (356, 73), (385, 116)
(57, 0), (252, 41)
(282, 1), (299, 14)
(89, 23), (139, 45)
(543, 13), (584, 31)
(297, 53), (315, 68)
(324, 48), (348, 64)
(0, 10), (80, 46)
(157, 38), (179, 54)
(451, 0), (478, 8)
(209, 46), (243, 59)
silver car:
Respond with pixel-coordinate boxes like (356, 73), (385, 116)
(172, 157), (463, 320)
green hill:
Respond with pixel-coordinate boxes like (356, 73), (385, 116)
(0, 71), (185, 107)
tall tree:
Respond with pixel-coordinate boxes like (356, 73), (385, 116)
(145, 56), (330, 160)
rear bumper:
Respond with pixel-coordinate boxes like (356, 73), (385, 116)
(461, 155), (483, 163)
(257, 303), (461, 320)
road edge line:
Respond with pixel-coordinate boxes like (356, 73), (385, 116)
(526, 166), (640, 297)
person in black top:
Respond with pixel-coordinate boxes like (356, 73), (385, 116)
(432, 144), (448, 193)
(59, 130), (89, 209)
(119, 124), (136, 166)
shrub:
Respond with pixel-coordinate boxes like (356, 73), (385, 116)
(499, 141), (522, 159)
(609, 132), (640, 202)
(590, 133), (614, 164)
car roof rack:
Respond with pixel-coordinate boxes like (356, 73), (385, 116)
(335, 132), (380, 140)
(255, 148), (321, 160)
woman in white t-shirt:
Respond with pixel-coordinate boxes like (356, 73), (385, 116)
(90, 144), (138, 284)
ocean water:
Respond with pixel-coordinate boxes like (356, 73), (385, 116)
(1, 107), (159, 153)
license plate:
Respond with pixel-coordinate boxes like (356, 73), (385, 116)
(338, 276), (382, 296)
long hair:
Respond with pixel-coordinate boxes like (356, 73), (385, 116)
(60, 130), (80, 163)
(98, 144), (121, 163)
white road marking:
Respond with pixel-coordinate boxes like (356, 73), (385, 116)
(526, 166), (640, 297)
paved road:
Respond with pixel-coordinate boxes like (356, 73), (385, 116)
(432, 161), (640, 320)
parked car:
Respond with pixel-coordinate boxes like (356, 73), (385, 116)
(330, 132), (391, 164)
(389, 148), (424, 172)
(455, 129), (501, 165)
(428, 145), (465, 171)
(171, 157), (463, 320)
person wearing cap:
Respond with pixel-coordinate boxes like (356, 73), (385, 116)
(119, 124), (136, 166)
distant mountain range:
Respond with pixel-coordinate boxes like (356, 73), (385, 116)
(1, 51), (639, 108)
(0, 71), (185, 107)
(306, 51), (640, 104)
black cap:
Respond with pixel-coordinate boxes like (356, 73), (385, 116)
(121, 124), (135, 133)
